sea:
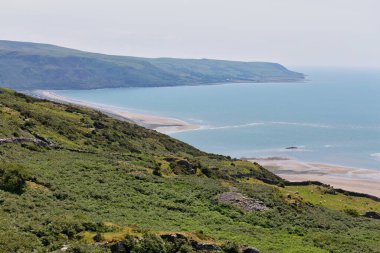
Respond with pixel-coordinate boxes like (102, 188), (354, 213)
(55, 68), (380, 171)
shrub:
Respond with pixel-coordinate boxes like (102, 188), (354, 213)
(0, 163), (28, 194)
(132, 233), (167, 253)
(222, 241), (240, 253)
(179, 244), (194, 253)
(124, 235), (136, 251)
(343, 208), (360, 217)
(83, 222), (110, 232)
(67, 243), (107, 253)
(153, 167), (162, 177)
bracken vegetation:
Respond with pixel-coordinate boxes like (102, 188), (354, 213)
(0, 88), (379, 253)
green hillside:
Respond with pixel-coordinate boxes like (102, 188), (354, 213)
(0, 89), (379, 253)
(0, 40), (304, 90)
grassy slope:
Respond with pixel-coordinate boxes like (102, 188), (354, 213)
(0, 40), (304, 90)
(0, 88), (379, 253)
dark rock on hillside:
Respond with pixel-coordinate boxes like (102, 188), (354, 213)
(160, 233), (189, 252)
(0, 137), (55, 147)
(160, 233), (188, 243)
(191, 242), (223, 251)
(110, 241), (128, 253)
(168, 158), (200, 175)
(363, 211), (380, 219)
(177, 160), (195, 172)
(242, 247), (260, 253)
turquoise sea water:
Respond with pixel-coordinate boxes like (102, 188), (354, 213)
(55, 68), (380, 170)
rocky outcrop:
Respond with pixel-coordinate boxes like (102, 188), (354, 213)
(363, 211), (380, 219)
(217, 192), (268, 212)
(191, 242), (222, 251)
(160, 233), (188, 243)
(242, 247), (260, 253)
(110, 242), (128, 253)
(165, 158), (200, 175)
(0, 136), (55, 147)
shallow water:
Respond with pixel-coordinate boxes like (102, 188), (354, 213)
(56, 68), (380, 170)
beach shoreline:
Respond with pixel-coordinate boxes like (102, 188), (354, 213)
(247, 157), (380, 197)
(30, 90), (380, 197)
(31, 90), (200, 134)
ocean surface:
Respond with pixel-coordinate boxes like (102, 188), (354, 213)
(55, 68), (380, 171)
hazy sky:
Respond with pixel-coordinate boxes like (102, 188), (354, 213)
(1, 0), (379, 68)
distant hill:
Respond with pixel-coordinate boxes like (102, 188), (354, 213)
(0, 40), (304, 90)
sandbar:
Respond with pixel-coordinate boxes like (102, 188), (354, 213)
(248, 157), (380, 197)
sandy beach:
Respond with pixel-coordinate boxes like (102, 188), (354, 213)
(32, 90), (199, 134)
(31, 90), (380, 197)
(248, 157), (380, 197)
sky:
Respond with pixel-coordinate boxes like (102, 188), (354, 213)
(0, 0), (379, 68)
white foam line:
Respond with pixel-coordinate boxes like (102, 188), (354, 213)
(205, 122), (265, 130)
(188, 120), (333, 132)
(268, 121), (332, 128)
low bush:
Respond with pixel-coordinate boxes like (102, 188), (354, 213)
(133, 233), (167, 253)
(344, 208), (360, 217)
(222, 241), (240, 253)
(0, 163), (28, 194)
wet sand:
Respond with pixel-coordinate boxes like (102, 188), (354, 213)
(32, 90), (199, 134)
(248, 157), (380, 197)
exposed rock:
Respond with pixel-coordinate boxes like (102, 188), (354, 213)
(168, 159), (198, 175)
(110, 241), (128, 253)
(160, 233), (189, 252)
(0, 136), (55, 147)
(242, 247), (260, 253)
(177, 160), (192, 169)
(160, 233), (188, 243)
(60, 245), (69, 252)
(363, 211), (380, 219)
(33, 133), (56, 146)
(218, 192), (268, 212)
(191, 241), (222, 251)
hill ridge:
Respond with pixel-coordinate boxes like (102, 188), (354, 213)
(0, 40), (304, 90)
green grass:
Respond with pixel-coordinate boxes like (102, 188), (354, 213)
(279, 185), (380, 214)
(0, 88), (379, 253)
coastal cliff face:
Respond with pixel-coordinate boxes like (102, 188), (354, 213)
(0, 40), (304, 90)
(0, 88), (379, 253)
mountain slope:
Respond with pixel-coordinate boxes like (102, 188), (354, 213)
(0, 40), (304, 90)
(0, 89), (379, 253)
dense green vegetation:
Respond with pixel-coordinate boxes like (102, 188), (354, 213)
(0, 88), (379, 253)
(0, 40), (304, 90)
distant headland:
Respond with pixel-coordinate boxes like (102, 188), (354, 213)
(0, 40), (304, 90)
